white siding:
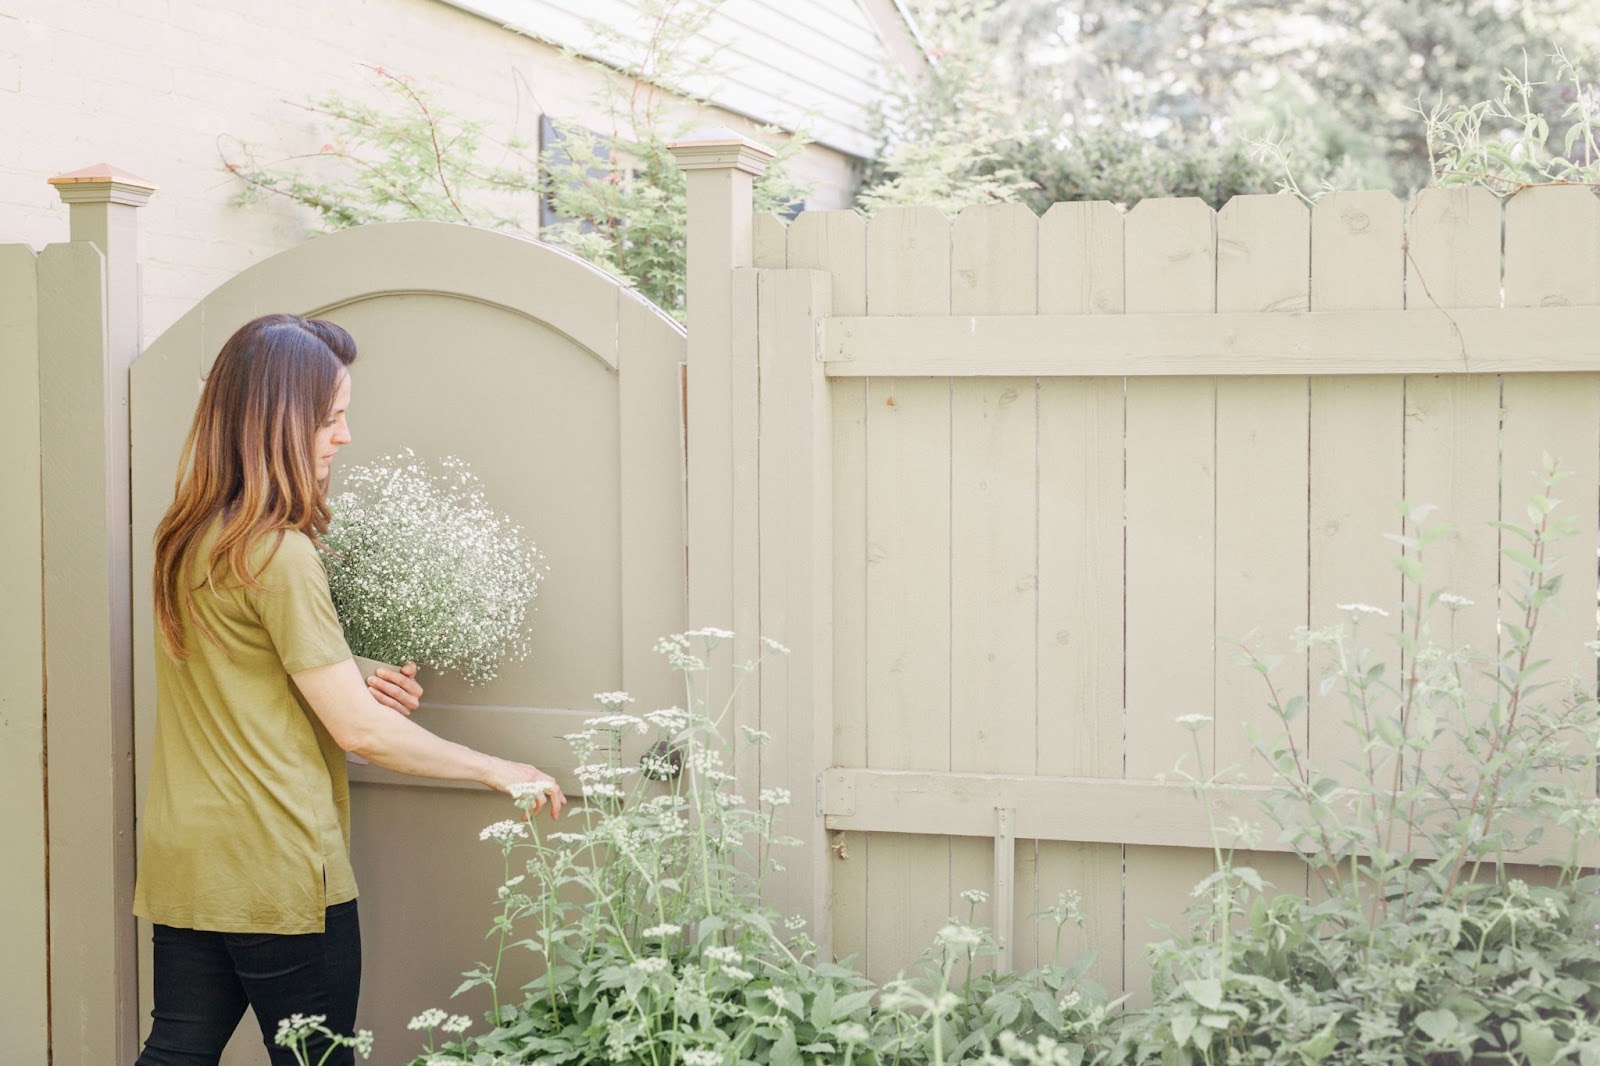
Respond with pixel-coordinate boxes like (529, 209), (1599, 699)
(446, 0), (913, 157)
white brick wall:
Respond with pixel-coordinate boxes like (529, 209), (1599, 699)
(5, 0), (858, 340)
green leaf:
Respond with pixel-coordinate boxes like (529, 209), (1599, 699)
(1183, 978), (1224, 1010)
(1172, 1012), (1199, 1046)
(809, 980), (836, 1030)
(1297, 1018), (1340, 1064)
(1414, 1008), (1457, 1042)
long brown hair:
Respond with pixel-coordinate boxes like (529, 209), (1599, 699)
(153, 314), (357, 659)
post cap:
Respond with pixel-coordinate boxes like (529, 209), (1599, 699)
(666, 128), (777, 177)
(49, 164), (158, 207)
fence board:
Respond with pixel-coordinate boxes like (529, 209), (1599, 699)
(863, 207), (952, 983)
(1308, 192), (1405, 794)
(1502, 186), (1600, 803)
(950, 203), (1040, 967)
(754, 213), (788, 268)
(1123, 197), (1217, 999)
(1214, 195), (1311, 898)
(1035, 201), (1125, 987)
(1402, 188), (1502, 790)
(788, 210), (866, 316)
(0, 244), (48, 1063)
(1039, 202), (1124, 315)
(830, 373), (869, 964)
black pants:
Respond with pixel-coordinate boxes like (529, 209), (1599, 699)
(135, 900), (361, 1066)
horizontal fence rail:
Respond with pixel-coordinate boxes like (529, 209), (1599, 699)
(821, 307), (1600, 376)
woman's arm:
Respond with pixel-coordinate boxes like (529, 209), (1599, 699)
(291, 658), (565, 817)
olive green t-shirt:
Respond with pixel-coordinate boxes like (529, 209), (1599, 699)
(133, 525), (357, 934)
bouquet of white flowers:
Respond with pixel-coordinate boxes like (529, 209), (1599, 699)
(322, 449), (546, 685)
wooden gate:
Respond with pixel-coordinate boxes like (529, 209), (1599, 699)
(129, 220), (687, 1061)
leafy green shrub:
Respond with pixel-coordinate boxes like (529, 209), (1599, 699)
(402, 630), (1114, 1066)
(1116, 463), (1600, 1065)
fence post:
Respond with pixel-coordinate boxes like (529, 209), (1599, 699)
(667, 131), (775, 810)
(42, 163), (155, 1065)
(750, 267), (836, 955)
(0, 242), (48, 1064)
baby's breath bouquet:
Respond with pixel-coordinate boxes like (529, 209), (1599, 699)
(323, 449), (546, 685)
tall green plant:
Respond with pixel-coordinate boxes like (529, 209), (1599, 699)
(1115, 462), (1600, 1065)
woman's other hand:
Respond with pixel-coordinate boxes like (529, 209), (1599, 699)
(366, 662), (422, 716)
(487, 759), (566, 820)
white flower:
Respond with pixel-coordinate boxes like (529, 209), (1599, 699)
(759, 788), (792, 808)
(1175, 714), (1213, 729)
(741, 726), (772, 743)
(584, 783), (623, 799)
(1438, 593), (1475, 608)
(705, 945), (742, 964)
(1336, 602), (1390, 617)
(408, 1009), (448, 1031)
(713, 793), (747, 808)
(585, 713), (648, 734)
(760, 636), (790, 654)
(632, 956), (669, 974)
(645, 707), (690, 731)
(547, 831), (589, 844)
(686, 627), (735, 640)
(682, 1050), (721, 1066)
(643, 923), (680, 938)
(763, 987), (789, 1009)
(835, 1022), (870, 1044)
(724, 966), (753, 982)
(783, 914), (807, 930)
(935, 922), (984, 949)
(478, 820), (528, 843)
(593, 691), (635, 707)
(960, 888), (989, 905)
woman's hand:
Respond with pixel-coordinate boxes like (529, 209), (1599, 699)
(366, 661), (422, 716)
(485, 758), (566, 821)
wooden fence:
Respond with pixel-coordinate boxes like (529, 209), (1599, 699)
(683, 178), (1600, 1001)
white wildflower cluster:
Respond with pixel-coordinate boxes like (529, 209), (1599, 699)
(762, 987), (789, 1009)
(275, 1013), (374, 1058)
(643, 923), (680, 938)
(759, 788), (792, 808)
(655, 633), (707, 671)
(1437, 593), (1475, 608)
(783, 914), (807, 930)
(593, 691), (635, 708)
(632, 956), (669, 974)
(960, 888), (989, 905)
(1336, 602), (1390, 618)
(646, 707), (690, 732)
(935, 922), (984, 950)
(835, 1022), (870, 1045)
(686, 626), (735, 640)
(275, 1013), (328, 1042)
(741, 726), (772, 744)
(323, 450), (546, 685)
(478, 820), (528, 843)
(760, 636), (790, 655)
(406, 1009), (471, 1035)
(585, 713), (648, 734)
(682, 1050), (722, 1066)
(713, 792), (747, 809)
(1175, 714), (1213, 729)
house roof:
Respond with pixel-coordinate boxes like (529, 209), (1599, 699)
(442, 0), (930, 158)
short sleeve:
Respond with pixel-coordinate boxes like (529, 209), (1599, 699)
(244, 532), (352, 673)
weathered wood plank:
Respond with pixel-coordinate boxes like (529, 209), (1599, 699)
(1035, 202), (1126, 989)
(787, 210), (866, 316)
(862, 207), (952, 984)
(821, 306), (1600, 376)
(949, 202), (1039, 966)
(754, 213), (789, 268)
(1402, 187), (1503, 790)
(1212, 194), (1313, 900)
(818, 768), (1600, 866)
(1123, 197), (1217, 1000)
(1502, 185), (1600, 803)
(1308, 191), (1405, 789)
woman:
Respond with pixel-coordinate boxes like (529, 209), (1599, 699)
(133, 314), (565, 1066)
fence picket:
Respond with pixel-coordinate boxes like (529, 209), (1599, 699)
(949, 203), (1040, 969)
(754, 213), (788, 268)
(1214, 194), (1310, 899)
(1035, 202), (1126, 987)
(862, 206), (953, 983)
(1401, 187), (1502, 792)
(1123, 198), (1218, 1000)
(1502, 186), (1600, 805)
(1308, 192), (1405, 806)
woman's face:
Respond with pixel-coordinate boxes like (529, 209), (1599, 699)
(314, 372), (352, 481)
